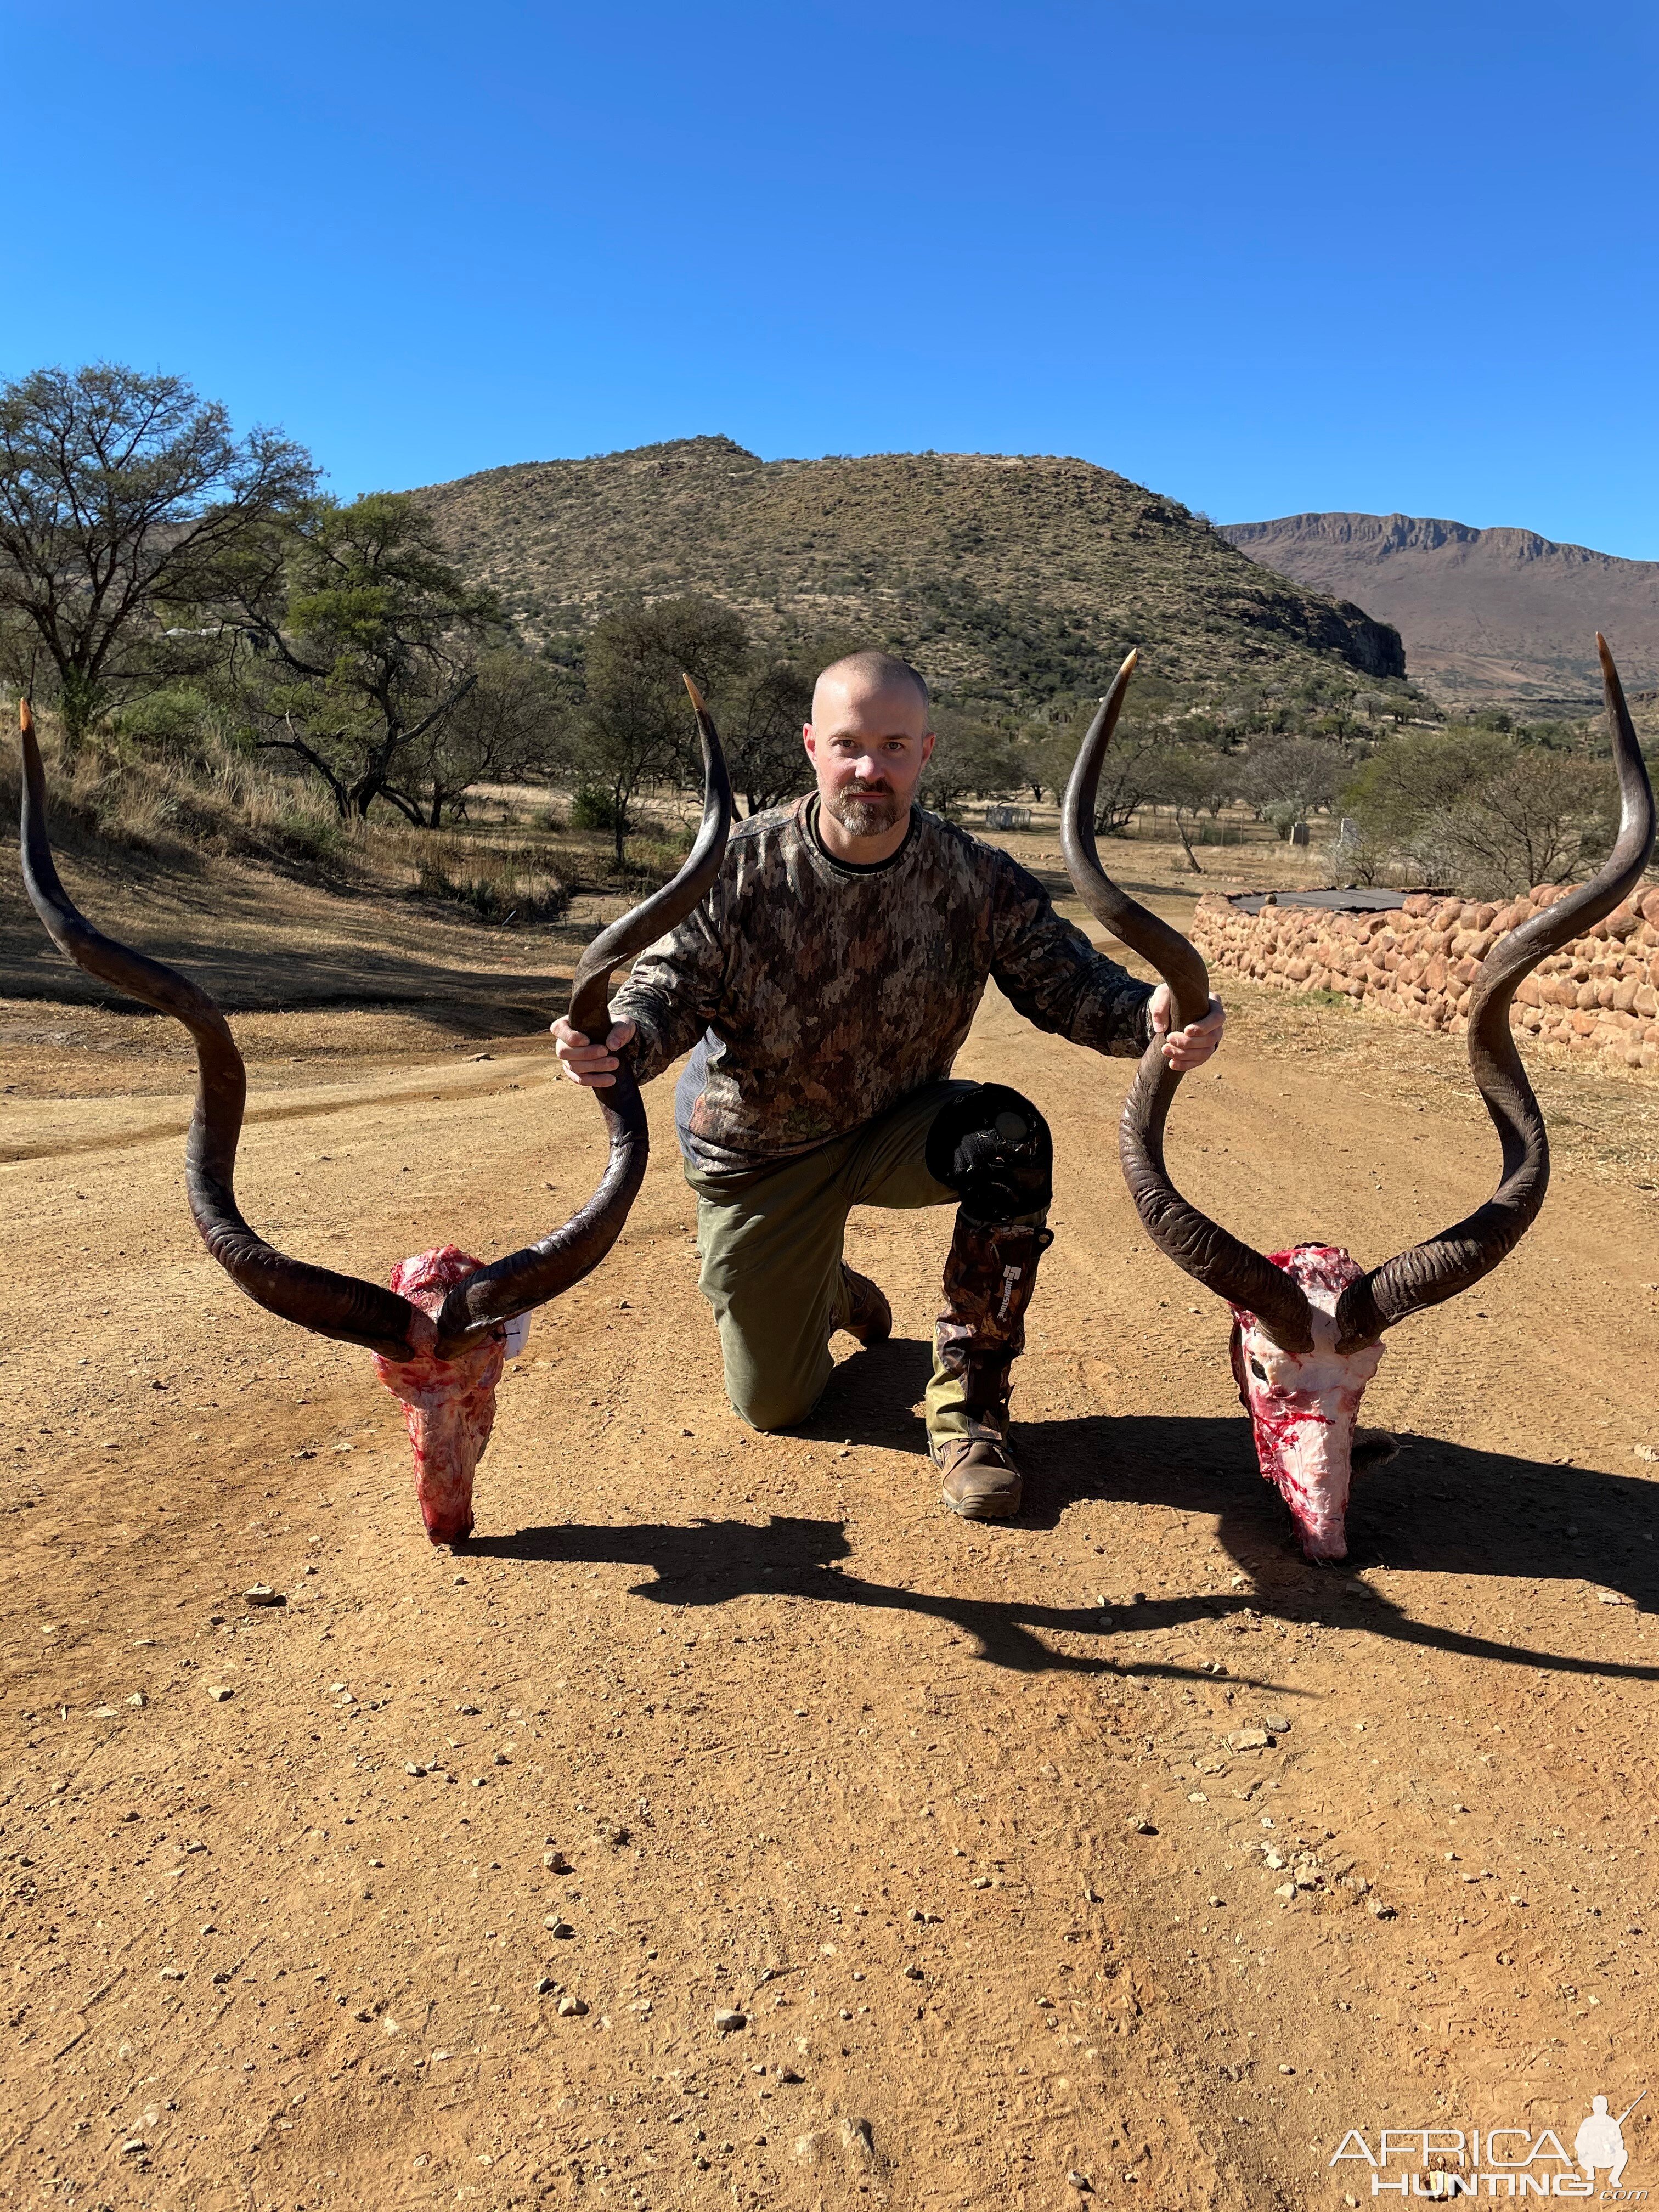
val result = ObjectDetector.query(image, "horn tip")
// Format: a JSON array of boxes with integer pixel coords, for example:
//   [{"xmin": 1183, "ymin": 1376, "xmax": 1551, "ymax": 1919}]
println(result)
[
  {"xmin": 682, "ymin": 672, "xmax": 707, "ymax": 714},
  {"xmin": 19, "ymin": 698, "xmax": 33, "ymax": 736}
]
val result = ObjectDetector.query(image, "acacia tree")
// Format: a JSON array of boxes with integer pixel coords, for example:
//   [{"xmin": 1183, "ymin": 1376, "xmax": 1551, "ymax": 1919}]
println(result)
[
  {"xmin": 919, "ymin": 710, "xmax": 1024, "ymax": 816},
  {"xmin": 1146, "ymin": 745, "xmax": 1237, "ymax": 873},
  {"xmin": 1032, "ymin": 697, "xmax": 1169, "ymax": 833},
  {"xmin": 1442, "ymin": 747, "xmax": 1615, "ymax": 889},
  {"xmin": 1342, "ymin": 728, "xmax": 1616, "ymax": 895},
  {"xmin": 388, "ymin": 647, "xmax": 574, "ymax": 828},
  {"xmin": 0, "ymin": 362, "xmax": 315, "ymax": 748},
  {"xmin": 1239, "ymin": 734, "xmax": 1344, "ymax": 835},
  {"xmin": 219, "ymin": 492, "xmax": 499, "ymax": 819},
  {"xmin": 1012, "ymin": 720, "xmax": 1053, "ymax": 800},
  {"xmin": 575, "ymin": 597, "xmax": 749, "ymax": 864},
  {"xmin": 719, "ymin": 651, "xmax": 815, "ymax": 816}
]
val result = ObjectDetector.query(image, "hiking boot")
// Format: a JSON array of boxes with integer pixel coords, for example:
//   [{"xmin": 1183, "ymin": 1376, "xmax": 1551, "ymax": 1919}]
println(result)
[
  {"xmin": 837, "ymin": 1263, "xmax": 891, "ymax": 1346},
  {"xmin": 933, "ymin": 1434, "xmax": 1023, "ymax": 1519},
  {"xmin": 928, "ymin": 1216, "xmax": 1052, "ymax": 1515}
]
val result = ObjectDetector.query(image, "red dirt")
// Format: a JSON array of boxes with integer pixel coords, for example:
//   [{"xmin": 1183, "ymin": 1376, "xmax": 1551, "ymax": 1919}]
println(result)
[{"xmin": 2, "ymin": 891, "xmax": 1656, "ymax": 2210}]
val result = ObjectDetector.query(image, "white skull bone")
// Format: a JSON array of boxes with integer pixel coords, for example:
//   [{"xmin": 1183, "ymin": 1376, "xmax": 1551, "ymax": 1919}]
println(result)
[{"xmin": 1228, "ymin": 1244, "xmax": 1385, "ymax": 1562}]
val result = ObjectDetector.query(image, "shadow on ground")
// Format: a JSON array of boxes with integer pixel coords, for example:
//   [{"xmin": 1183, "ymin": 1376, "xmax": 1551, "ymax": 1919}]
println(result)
[{"xmin": 465, "ymin": 1376, "xmax": 1658, "ymax": 1680}]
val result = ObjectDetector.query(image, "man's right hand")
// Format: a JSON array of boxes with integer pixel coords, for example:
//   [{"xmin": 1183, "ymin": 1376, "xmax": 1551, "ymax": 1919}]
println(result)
[{"xmin": 551, "ymin": 1014, "xmax": 636, "ymax": 1088}]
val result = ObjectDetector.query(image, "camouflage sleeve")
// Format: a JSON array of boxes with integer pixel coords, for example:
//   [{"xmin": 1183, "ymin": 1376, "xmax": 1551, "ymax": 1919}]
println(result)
[
  {"xmin": 988, "ymin": 852, "xmax": 1154, "ymax": 1058},
  {"xmin": 608, "ymin": 899, "xmax": 727, "ymax": 1085}
]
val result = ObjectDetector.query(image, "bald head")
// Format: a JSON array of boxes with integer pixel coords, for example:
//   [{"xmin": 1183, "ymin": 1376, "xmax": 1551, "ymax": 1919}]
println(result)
[
  {"xmin": 811, "ymin": 650, "xmax": 930, "ymax": 729},
  {"xmin": 804, "ymin": 648, "xmax": 936, "ymax": 854}
]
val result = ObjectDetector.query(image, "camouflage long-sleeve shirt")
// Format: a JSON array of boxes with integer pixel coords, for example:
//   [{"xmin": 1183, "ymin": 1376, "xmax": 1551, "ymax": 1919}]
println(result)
[{"xmin": 611, "ymin": 795, "xmax": 1153, "ymax": 1174}]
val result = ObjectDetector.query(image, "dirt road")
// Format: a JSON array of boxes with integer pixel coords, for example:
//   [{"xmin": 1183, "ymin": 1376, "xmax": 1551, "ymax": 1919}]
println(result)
[{"xmin": 3, "ymin": 878, "xmax": 1657, "ymax": 2210}]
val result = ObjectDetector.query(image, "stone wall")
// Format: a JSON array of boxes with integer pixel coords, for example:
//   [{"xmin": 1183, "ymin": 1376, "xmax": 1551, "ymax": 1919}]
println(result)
[{"xmin": 1191, "ymin": 884, "xmax": 1659, "ymax": 1074}]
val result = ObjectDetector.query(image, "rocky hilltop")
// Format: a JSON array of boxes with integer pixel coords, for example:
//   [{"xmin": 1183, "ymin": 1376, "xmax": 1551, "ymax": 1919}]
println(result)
[
  {"xmin": 1221, "ymin": 511, "xmax": 1659, "ymax": 710},
  {"xmin": 415, "ymin": 437, "xmax": 1404, "ymax": 706}
]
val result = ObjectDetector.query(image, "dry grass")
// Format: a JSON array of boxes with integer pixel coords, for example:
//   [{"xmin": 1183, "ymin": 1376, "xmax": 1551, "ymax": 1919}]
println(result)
[
  {"xmin": 3, "ymin": 712, "xmax": 345, "ymax": 868},
  {"xmin": 4, "ymin": 704, "xmax": 706, "ymax": 927}
]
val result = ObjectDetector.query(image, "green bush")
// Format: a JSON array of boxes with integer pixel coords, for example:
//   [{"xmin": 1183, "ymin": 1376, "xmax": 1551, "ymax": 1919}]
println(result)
[
  {"xmin": 570, "ymin": 785, "xmax": 628, "ymax": 833},
  {"xmin": 111, "ymin": 685, "xmax": 217, "ymax": 753},
  {"xmin": 263, "ymin": 809, "xmax": 343, "ymax": 867}
]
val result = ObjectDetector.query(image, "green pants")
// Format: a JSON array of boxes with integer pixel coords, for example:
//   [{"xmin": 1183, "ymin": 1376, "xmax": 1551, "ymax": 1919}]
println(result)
[{"xmin": 685, "ymin": 1079, "xmax": 1045, "ymax": 1442}]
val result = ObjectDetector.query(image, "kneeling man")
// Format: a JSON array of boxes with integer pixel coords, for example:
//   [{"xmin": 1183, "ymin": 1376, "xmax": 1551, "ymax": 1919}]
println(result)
[{"xmin": 555, "ymin": 651, "xmax": 1223, "ymax": 1518}]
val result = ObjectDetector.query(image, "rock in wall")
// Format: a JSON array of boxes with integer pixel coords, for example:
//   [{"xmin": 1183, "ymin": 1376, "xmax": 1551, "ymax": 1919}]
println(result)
[{"xmin": 1190, "ymin": 886, "xmax": 1659, "ymax": 1074}]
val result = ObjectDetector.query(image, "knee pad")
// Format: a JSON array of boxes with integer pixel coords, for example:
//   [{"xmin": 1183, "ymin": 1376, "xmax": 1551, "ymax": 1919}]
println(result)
[{"xmin": 926, "ymin": 1084, "xmax": 1053, "ymax": 1224}]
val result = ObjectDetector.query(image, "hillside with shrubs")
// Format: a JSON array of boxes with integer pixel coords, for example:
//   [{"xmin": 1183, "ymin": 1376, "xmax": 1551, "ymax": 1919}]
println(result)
[{"xmin": 2, "ymin": 366, "xmax": 1649, "ymax": 929}]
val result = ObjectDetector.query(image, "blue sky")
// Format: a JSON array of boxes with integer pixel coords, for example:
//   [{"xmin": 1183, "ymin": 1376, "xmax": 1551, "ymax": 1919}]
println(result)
[{"xmin": 5, "ymin": 1, "xmax": 1656, "ymax": 554}]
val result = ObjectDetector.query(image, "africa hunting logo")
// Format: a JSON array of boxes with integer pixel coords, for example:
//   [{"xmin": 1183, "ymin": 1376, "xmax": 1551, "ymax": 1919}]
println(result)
[{"xmin": 1330, "ymin": 2093, "xmax": 1646, "ymax": 2198}]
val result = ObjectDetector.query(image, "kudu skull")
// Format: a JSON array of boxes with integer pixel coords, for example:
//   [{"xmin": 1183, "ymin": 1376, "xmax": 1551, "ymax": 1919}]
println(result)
[
  {"xmin": 1062, "ymin": 640, "xmax": 1655, "ymax": 1561},
  {"xmin": 18, "ymin": 681, "xmax": 732, "ymax": 1547}
]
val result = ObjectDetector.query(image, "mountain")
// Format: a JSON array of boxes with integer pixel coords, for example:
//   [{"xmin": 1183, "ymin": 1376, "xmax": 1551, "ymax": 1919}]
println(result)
[
  {"xmin": 1218, "ymin": 512, "xmax": 1659, "ymax": 713},
  {"xmin": 414, "ymin": 437, "xmax": 1405, "ymax": 706}
]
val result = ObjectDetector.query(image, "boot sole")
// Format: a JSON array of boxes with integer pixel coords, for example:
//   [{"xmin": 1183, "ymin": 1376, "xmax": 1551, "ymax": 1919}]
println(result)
[{"xmin": 939, "ymin": 1482, "xmax": 1023, "ymax": 1521}]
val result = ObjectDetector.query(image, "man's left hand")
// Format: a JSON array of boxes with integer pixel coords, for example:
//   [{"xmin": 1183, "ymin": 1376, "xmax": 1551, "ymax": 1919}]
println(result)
[{"xmin": 1149, "ymin": 985, "xmax": 1226, "ymax": 1070}]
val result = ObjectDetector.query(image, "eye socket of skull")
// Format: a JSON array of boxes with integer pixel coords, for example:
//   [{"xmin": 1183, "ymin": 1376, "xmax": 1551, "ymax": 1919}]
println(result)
[
  {"xmin": 1238, "ymin": 1316, "xmax": 1385, "ymax": 1399},
  {"xmin": 1240, "ymin": 1333, "xmax": 1300, "ymax": 1391}
]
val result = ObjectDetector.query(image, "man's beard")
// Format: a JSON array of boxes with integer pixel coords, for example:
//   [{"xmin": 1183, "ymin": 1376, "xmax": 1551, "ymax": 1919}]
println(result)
[{"xmin": 826, "ymin": 783, "xmax": 905, "ymax": 838}]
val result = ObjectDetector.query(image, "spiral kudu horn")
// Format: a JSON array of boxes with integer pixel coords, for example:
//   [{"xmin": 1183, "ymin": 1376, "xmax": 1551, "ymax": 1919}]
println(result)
[
  {"xmin": 1331, "ymin": 636, "xmax": 1654, "ymax": 1349},
  {"xmin": 1060, "ymin": 651, "xmax": 1316, "ymax": 1352},
  {"xmin": 426, "ymin": 675, "xmax": 732, "ymax": 1350},
  {"xmin": 18, "ymin": 700, "xmax": 423, "ymax": 1359},
  {"xmin": 16, "ymin": 679, "xmax": 733, "ymax": 1361}
]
